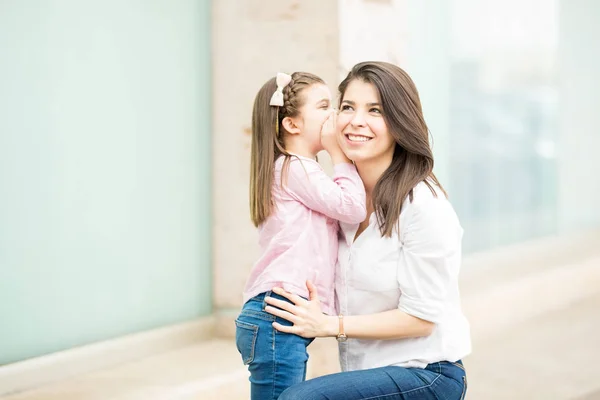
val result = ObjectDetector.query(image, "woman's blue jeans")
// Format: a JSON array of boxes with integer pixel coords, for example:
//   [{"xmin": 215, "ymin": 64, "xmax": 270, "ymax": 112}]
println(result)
[
  {"xmin": 278, "ymin": 359, "xmax": 467, "ymax": 400},
  {"xmin": 235, "ymin": 292, "xmax": 314, "ymax": 400}
]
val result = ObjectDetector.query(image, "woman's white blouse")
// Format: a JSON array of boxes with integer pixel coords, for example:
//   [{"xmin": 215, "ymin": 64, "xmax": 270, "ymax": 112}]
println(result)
[{"xmin": 336, "ymin": 181, "xmax": 472, "ymax": 370}]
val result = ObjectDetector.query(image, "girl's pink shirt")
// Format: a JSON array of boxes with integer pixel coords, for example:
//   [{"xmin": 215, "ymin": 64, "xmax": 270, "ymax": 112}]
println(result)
[{"xmin": 243, "ymin": 155, "xmax": 367, "ymax": 315}]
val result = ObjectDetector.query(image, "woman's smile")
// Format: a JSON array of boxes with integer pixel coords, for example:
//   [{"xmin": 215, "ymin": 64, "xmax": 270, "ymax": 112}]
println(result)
[{"xmin": 344, "ymin": 133, "xmax": 373, "ymax": 143}]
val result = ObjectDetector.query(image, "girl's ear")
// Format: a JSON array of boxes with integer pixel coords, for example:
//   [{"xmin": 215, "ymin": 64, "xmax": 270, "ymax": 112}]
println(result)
[{"xmin": 281, "ymin": 116, "xmax": 301, "ymax": 135}]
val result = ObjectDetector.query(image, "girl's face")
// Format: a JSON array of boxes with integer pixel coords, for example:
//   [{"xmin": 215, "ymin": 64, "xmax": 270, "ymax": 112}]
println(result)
[
  {"xmin": 337, "ymin": 79, "xmax": 395, "ymax": 164},
  {"xmin": 295, "ymin": 83, "xmax": 333, "ymax": 154}
]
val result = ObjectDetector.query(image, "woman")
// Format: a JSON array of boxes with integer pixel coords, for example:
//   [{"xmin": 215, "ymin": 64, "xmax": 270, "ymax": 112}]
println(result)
[{"xmin": 264, "ymin": 61, "xmax": 471, "ymax": 399}]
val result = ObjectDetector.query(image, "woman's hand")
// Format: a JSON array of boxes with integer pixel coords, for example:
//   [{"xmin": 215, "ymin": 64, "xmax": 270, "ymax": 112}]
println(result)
[{"xmin": 264, "ymin": 281, "xmax": 337, "ymax": 338}]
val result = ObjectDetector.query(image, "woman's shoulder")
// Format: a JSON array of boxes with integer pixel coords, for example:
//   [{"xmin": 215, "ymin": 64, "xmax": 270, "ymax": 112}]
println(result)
[
  {"xmin": 402, "ymin": 180, "xmax": 459, "ymax": 228},
  {"xmin": 400, "ymin": 180, "xmax": 462, "ymax": 245},
  {"xmin": 408, "ymin": 180, "xmax": 450, "ymax": 207}
]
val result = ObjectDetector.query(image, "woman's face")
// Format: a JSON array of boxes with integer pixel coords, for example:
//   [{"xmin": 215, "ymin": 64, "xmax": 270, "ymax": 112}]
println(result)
[{"xmin": 337, "ymin": 79, "xmax": 396, "ymax": 164}]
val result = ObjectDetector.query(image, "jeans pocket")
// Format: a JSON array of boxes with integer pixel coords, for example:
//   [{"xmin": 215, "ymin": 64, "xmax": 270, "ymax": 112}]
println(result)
[{"xmin": 235, "ymin": 320, "xmax": 259, "ymax": 365}]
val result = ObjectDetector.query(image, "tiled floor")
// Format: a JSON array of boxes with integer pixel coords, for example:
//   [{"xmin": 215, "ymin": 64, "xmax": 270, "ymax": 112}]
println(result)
[
  {"xmin": 466, "ymin": 292, "xmax": 600, "ymax": 400},
  {"xmin": 0, "ymin": 340, "xmax": 250, "ymax": 400}
]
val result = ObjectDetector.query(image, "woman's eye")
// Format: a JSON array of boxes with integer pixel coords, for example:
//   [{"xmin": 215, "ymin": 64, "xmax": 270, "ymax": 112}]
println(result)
[
  {"xmin": 370, "ymin": 108, "xmax": 381, "ymax": 114},
  {"xmin": 340, "ymin": 105, "xmax": 353, "ymax": 111}
]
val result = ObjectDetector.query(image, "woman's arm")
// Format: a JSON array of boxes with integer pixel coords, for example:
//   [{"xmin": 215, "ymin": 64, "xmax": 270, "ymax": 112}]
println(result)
[
  {"xmin": 341, "ymin": 309, "xmax": 434, "ymax": 339},
  {"xmin": 265, "ymin": 284, "xmax": 434, "ymax": 340},
  {"xmin": 265, "ymin": 192, "xmax": 462, "ymax": 341}
]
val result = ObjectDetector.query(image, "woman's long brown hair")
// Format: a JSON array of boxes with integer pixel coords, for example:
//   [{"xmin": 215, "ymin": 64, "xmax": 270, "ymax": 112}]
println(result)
[
  {"xmin": 339, "ymin": 61, "xmax": 446, "ymax": 237},
  {"xmin": 249, "ymin": 72, "xmax": 324, "ymax": 227}
]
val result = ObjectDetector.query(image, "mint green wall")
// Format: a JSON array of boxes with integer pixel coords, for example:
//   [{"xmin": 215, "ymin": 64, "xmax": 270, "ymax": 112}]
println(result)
[{"xmin": 0, "ymin": 1, "xmax": 211, "ymax": 364}]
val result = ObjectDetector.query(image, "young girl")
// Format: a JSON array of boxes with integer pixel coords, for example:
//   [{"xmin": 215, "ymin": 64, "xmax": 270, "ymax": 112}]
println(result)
[{"xmin": 235, "ymin": 72, "xmax": 366, "ymax": 400}]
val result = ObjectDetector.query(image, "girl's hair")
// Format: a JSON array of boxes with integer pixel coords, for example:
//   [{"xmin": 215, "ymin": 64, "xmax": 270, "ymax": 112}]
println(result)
[
  {"xmin": 338, "ymin": 61, "xmax": 446, "ymax": 237},
  {"xmin": 250, "ymin": 72, "xmax": 325, "ymax": 227}
]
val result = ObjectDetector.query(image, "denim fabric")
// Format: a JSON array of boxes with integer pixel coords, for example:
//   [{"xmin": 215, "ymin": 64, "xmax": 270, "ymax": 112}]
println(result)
[
  {"xmin": 279, "ymin": 360, "xmax": 467, "ymax": 400},
  {"xmin": 235, "ymin": 292, "xmax": 314, "ymax": 400}
]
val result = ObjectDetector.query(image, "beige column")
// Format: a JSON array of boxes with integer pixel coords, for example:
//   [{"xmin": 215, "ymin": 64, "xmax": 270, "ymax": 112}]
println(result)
[{"xmin": 211, "ymin": 0, "xmax": 339, "ymax": 334}]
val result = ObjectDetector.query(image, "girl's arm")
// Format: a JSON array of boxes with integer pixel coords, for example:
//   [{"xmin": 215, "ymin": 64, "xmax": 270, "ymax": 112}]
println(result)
[{"xmin": 284, "ymin": 158, "xmax": 366, "ymax": 224}]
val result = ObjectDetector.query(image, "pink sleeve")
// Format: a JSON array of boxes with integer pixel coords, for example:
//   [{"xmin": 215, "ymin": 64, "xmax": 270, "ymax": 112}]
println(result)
[{"xmin": 283, "ymin": 159, "xmax": 366, "ymax": 224}]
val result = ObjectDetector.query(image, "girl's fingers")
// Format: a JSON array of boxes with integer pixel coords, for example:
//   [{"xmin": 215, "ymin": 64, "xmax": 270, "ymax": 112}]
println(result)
[{"xmin": 323, "ymin": 112, "xmax": 335, "ymax": 130}]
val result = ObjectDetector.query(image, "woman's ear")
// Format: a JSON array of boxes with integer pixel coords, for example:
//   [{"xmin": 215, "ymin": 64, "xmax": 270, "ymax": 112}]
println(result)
[{"xmin": 281, "ymin": 116, "xmax": 301, "ymax": 135}]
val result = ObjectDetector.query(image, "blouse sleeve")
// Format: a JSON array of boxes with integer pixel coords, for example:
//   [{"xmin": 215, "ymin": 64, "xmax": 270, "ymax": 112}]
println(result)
[{"xmin": 397, "ymin": 193, "xmax": 463, "ymax": 323}]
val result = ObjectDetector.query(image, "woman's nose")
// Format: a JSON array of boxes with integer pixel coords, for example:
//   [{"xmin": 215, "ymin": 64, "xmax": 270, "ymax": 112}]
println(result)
[{"xmin": 351, "ymin": 111, "xmax": 366, "ymax": 127}]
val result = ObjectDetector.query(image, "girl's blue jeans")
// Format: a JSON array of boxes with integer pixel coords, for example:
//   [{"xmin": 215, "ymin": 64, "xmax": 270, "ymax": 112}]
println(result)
[{"xmin": 235, "ymin": 291, "xmax": 314, "ymax": 400}]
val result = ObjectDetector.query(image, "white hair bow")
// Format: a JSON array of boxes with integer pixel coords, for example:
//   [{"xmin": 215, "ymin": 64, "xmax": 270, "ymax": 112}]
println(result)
[{"xmin": 269, "ymin": 72, "xmax": 292, "ymax": 106}]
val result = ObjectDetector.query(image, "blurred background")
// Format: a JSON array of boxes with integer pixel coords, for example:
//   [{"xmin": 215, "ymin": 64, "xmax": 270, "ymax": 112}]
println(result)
[{"xmin": 0, "ymin": 0, "xmax": 598, "ymax": 399}]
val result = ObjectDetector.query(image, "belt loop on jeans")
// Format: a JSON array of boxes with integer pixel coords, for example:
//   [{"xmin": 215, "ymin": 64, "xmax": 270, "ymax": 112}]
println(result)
[{"xmin": 262, "ymin": 290, "xmax": 273, "ymax": 310}]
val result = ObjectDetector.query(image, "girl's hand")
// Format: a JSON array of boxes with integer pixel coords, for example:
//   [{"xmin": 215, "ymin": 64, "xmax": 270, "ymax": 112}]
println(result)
[
  {"xmin": 320, "ymin": 111, "xmax": 350, "ymax": 164},
  {"xmin": 264, "ymin": 281, "xmax": 337, "ymax": 338},
  {"xmin": 320, "ymin": 110, "xmax": 337, "ymax": 152}
]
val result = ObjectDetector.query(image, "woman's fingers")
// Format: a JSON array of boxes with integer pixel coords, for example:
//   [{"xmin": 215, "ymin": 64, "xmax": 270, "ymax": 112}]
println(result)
[
  {"xmin": 306, "ymin": 280, "xmax": 320, "ymax": 302},
  {"xmin": 272, "ymin": 321, "xmax": 300, "ymax": 335},
  {"xmin": 264, "ymin": 295, "xmax": 296, "ymax": 313},
  {"xmin": 272, "ymin": 287, "xmax": 306, "ymax": 305},
  {"xmin": 264, "ymin": 306, "xmax": 299, "ymax": 324}
]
